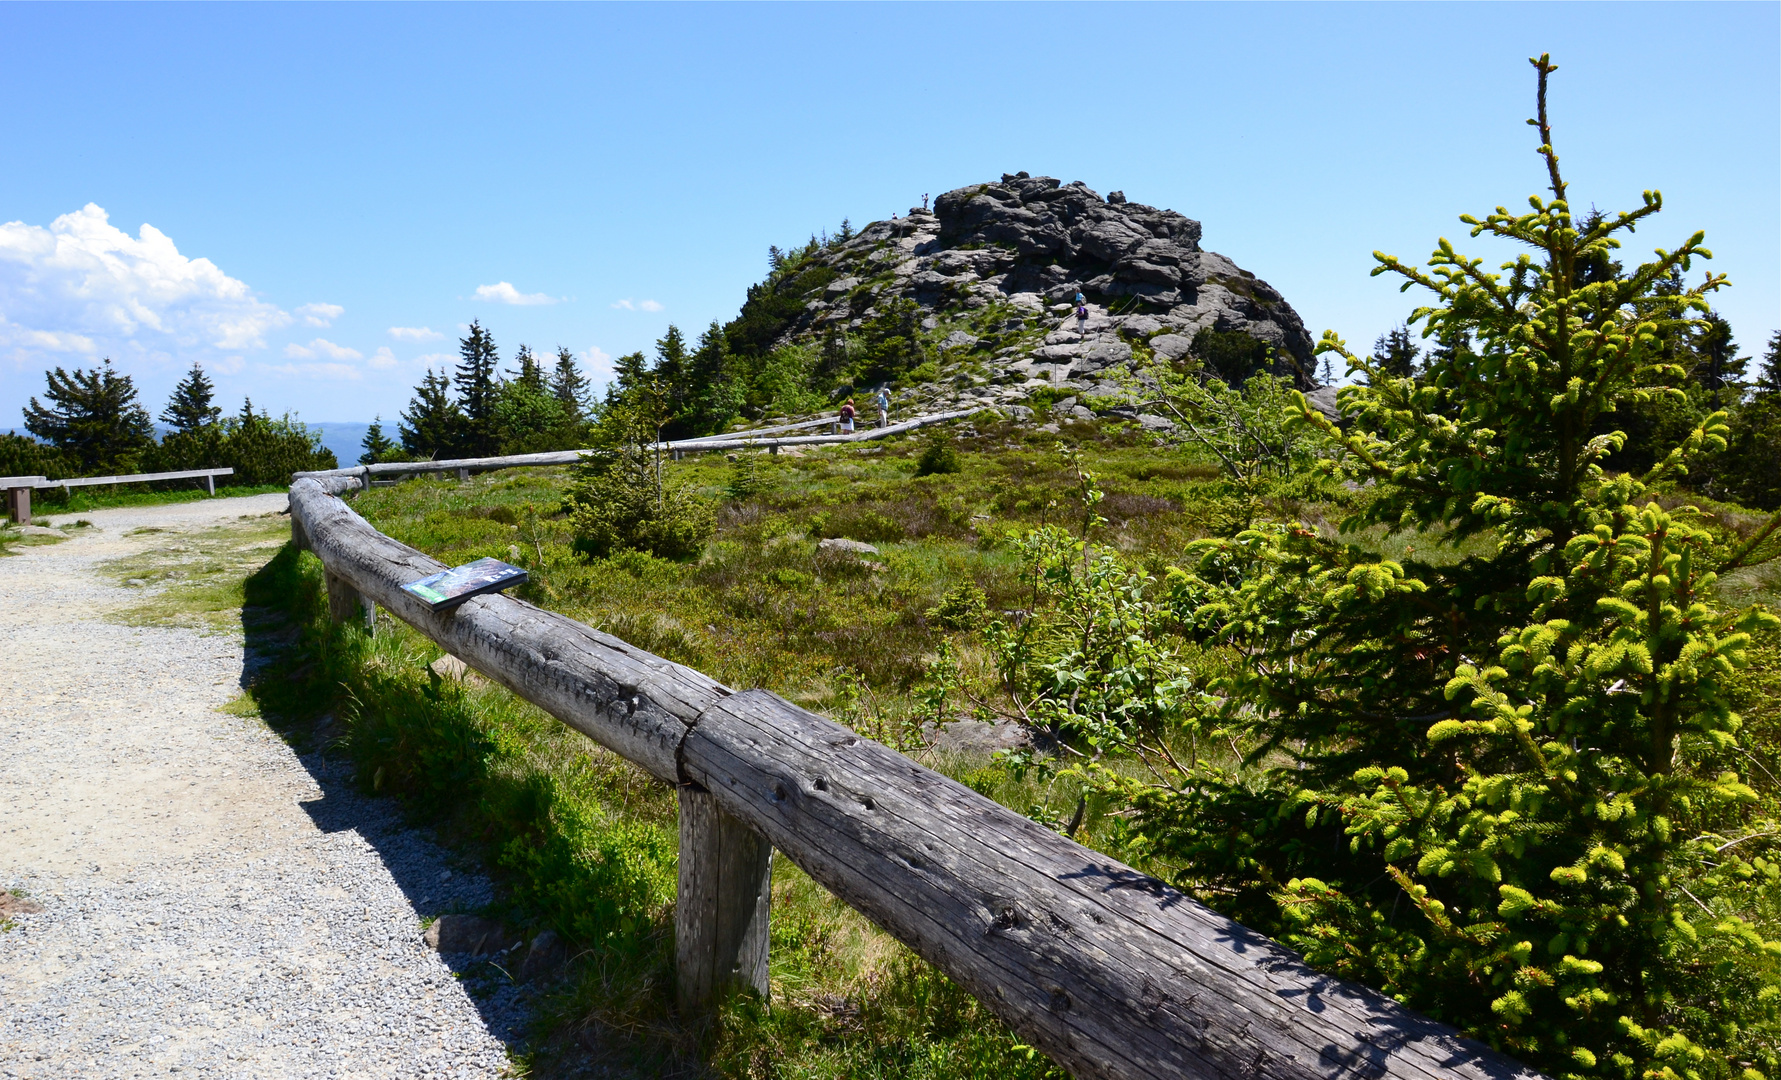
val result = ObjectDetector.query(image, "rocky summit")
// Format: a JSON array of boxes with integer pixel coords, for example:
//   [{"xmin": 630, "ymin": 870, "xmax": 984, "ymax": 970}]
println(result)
[{"xmin": 762, "ymin": 172, "xmax": 1316, "ymax": 421}]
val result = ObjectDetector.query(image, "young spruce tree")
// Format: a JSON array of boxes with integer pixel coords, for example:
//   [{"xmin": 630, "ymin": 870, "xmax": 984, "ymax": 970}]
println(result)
[
  {"xmin": 398, "ymin": 369, "xmax": 461, "ymax": 460},
  {"xmin": 1090, "ymin": 56, "xmax": 1780, "ymax": 1080},
  {"xmin": 160, "ymin": 363, "xmax": 221, "ymax": 434},
  {"xmin": 454, "ymin": 321, "xmax": 501, "ymax": 455}
]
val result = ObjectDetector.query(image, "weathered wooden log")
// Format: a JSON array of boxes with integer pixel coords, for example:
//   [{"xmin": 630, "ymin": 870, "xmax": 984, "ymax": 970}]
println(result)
[
  {"xmin": 290, "ymin": 409, "xmax": 984, "ymax": 484},
  {"xmin": 289, "ymin": 476, "xmax": 1546, "ymax": 1080},
  {"xmin": 683, "ymin": 690, "xmax": 1537, "ymax": 1080},
  {"xmin": 324, "ymin": 568, "xmax": 374, "ymax": 632},
  {"xmin": 288, "ymin": 478, "xmax": 730, "ymax": 781},
  {"xmin": 676, "ymin": 784, "xmax": 773, "ymax": 1013}
]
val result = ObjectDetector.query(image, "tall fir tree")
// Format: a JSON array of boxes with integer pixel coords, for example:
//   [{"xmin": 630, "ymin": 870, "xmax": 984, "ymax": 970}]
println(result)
[
  {"xmin": 160, "ymin": 363, "xmax": 221, "ymax": 434},
  {"xmin": 398, "ymin": 369, "xmax": 461, "ymax": 459},
  {"xmin": 654, "ymin": 325, "xmax": 691, "ymax": 419},
  {"xmin": 604, "ymin": 351, "xmax": 651, "ymax": 408},
  {"xmin": 1691, "ymin": 310, "xmax": 1746, "ymax": 392},
  {"xmin": 509, "ymin": 344, "xmax": 546, "ymax": 392},
  {"xmin": 683, "ymin": 319, "xmax": 740, "ymax": 434},
  {"xmin": 1757, "ymin": 330, "xmax": 1781, "ymax": 397},
  {"xmin": 550, "ymin": 346, "xmax": 591, "ymax": 420},
  {"xmin": 359, "ymin": 416, "xmax": 397, "ymax": 465},
  {"xmin": 23, "ymin": 360, "xmax": 156, "ymax": 474},
  {"xmin": 455, "ymin": 320, "xmax": 501, "ymax": 455},
  {"xmin": 1370, "ymin": 324, "xmax": 1420, "ymax": 379}
]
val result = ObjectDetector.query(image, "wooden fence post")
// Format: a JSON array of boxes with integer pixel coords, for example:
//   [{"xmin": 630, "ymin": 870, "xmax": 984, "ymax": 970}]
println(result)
[
  {"xmin": 5, "ymin": 486, "xmax": 30, "ymax": 525},
  {"xmin": 676, "ymin": 783, "xmax": 772, "ymax": 1014},
  {"xmin": 325, "ymin": 567, "xmax": 375, "ymax": 633},
  {"xmin": 457, "ymin": 468, "xmax": 470, "ymax": 482}
]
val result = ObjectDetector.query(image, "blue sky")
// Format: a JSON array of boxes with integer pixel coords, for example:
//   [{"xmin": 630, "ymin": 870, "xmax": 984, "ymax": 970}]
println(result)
[{"xmin": 2, "ymin": 2, "xmax": 1775, "ymax": 429}]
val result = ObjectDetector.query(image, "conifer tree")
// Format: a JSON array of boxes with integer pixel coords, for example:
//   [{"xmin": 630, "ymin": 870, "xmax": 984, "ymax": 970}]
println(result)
[
  {"xmin": 549, "ymin": 346, "xmax": 591, "ymax": 420},
  {"xmin": 1076, "ymin": 56, "xmax": 1781, "ymax": 1080},
  {"xmin": 1692, "ymin": 311, "xmax": 1746, "ymax": 392},
  {"xmin": 1757, "ymin": 330, "xmax": 1781, "ymax": 398},
  {"xmin": 454, "ymin": 320, "xmax": 501, "ymax": 455},
  {"xmin": 23, "ymin": 360, "xmax": 155, "ymax": 474},
  {"xmin": 160, "ymin": 363, "xmax": 221, "ymax": 434},
  {"xmin": 509, "ymin": 344, "xmax": 546, "ymax": 392},
  {"xmin": 1370, "ymin": 324, "xmax": 1421, "ymax": 379},
  {"xmin": 398, "ymin": 369, "xmax": 461, "ymax": 459},
  {"xmin": 654, "ymin": 325, "xmax": 690, "ymax": 419},
  {"xmin": 604, "ymin": 351, "xmax": 650, "ymax": 408},
  {"xmin": 683, "ymin": 320, "xmax": 740, "ymax": 434},
  {"xmin": 358, "ymin": 416, "xmax": 396, "ymax": 465}
]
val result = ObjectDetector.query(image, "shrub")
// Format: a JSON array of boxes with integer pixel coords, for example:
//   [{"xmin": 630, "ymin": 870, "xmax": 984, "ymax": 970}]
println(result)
[
  {"xmin": 1002, "ymin": 58, "xmax": 1781, "ymax": 1080},
  {"xmin": 565, "ymin": 450, "xmax": 714, "ymax": 561},
  {"xmin": 914, "ymin": 433, "xmax": 961, "ymax": 477},
  {"xmin": 926, "ymin": 583, "xmax": 987, "ymax": 631}
]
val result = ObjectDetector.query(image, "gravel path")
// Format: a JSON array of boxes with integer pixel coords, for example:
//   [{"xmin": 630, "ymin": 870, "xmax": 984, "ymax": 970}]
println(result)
[{"xmin": 1, "ymin": 496, "xmax": 524, "ymax": 1079}]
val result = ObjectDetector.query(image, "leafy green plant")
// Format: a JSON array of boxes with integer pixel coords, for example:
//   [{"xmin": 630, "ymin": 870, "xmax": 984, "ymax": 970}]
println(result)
[
  {"xmin": 1084, "ymin": 56, "xmax": 1781, "ymax": 1080},
  {"xmin": 927, "ymin": 583, "xmax": 988, "ymax": 631},
  {"xmin": 565, "ymin": 372, "xmax": 715, "ymax": 561},
  {"xmin": 914, "ymin": 433, "xmax": 961, "ymax": 477}
]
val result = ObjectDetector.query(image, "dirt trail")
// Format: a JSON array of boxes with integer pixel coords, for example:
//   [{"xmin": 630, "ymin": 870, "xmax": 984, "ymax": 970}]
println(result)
[{"xmin": 0, "ymin": 496, "xmax": 517, "ymax": 1079}]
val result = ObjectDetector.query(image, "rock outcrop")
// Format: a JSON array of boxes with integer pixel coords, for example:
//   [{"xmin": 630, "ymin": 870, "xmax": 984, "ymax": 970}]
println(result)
[{"xmin": 761, "ymin": 173, "xmax": 1316, "ymax": 419}]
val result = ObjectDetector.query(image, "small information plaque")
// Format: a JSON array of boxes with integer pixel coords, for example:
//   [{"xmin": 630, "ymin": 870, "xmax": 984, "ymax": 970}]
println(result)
[{"xmin": 402, "ymin": 557, "xmax": 528, "ymax": 611}]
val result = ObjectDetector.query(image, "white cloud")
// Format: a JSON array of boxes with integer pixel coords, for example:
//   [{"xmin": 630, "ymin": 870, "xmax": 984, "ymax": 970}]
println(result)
[
  {"xmin": 283, "ymin": 337, "xmax": 362, "ymax": 361},
  {"xmin": 582, "ymin": 345, "xmax": 615, "ymax": 389},
  {"xmin": 368, "ymin": 346, "xmax": 398, "ymax": 370},
  {"xmin": 0, "ymin": 203, "xmax": 290, "ymax": 367},
  {"xmin": 609, "ymin": 298, "xmax": 664, "ymax": 312},
  {"xmin": 388, "ymin": 325, "xmax": 443, "ymax": 341},
  {"xmin": 262, "ymin": 361, "xmax": 362, "ymax": 381},
  {"xmin": 296, "ymin": 302, "xmax": 343, "ymax": 327},
  {"xmin": 474, "ymin": 281, "xmax": 557, "ymax": 306},
  {"xmin": 413, "ymin": 352, "xmax": 455, "ymax": 369}
]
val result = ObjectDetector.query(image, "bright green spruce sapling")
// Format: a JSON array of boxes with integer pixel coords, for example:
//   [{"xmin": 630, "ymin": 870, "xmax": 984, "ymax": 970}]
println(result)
[{"xmin": 1084, "ymin": 55, "xmax": 1781, "ymax": 1080}]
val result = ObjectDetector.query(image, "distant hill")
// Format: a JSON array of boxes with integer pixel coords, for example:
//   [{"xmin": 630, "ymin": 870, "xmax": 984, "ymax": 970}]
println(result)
[{"xmin": 307, "ymin": 423, "xmax": 371, "ymax": 469}]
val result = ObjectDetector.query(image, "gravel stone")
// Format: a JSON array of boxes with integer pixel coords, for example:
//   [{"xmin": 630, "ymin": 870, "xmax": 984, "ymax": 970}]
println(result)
[{"xmin": 0, "ymin": 495, "xmax": 527, "ymax": 1078}]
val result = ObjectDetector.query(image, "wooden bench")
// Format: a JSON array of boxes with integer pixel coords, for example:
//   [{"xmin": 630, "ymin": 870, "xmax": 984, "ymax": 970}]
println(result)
[
  {"xmin": 5, "ymin": 468, "xmax": 237, "ymax": 524},
  {"xmin": 2, "ymin": 476, "xmax": 45, "ymax": 525}
]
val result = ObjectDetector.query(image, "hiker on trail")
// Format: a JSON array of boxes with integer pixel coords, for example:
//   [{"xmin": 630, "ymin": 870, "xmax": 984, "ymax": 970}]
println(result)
[
  {"xmin": 840, "ymin": 398, "xmax": 857, "ymax": 433},
  {"xmin": 1075, "ymin": 290, "xmax": 1088, "ymax": 328},
  {"xmin": 922, "ymin": 193, "xmax": 929, "ymax": 211},
  {"xmin": 874, "ymin": 385, "xmax": 891, "ymax": 428}
]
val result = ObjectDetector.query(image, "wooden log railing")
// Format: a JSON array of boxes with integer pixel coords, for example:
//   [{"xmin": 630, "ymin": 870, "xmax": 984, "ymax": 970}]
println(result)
[
  {"xmin": 287, "ymin": 475, "xmax": 1541, "ymax": 1080},
  {"xmin": 292, "ymin": 409, "xmax": 982, "ymax": 489}
]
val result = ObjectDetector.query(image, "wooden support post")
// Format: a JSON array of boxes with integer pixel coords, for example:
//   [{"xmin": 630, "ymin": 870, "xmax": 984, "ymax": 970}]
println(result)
[
  {"xmin": 205, "ymin": 473, "xmax": 216, "ymax": 496},
  {"xmin": 291, "ymin": 513, "xmax": 308, "ymax": 551},
  {"xmin": 457, "ymin": 468, "xmax": 470, "ymax": 482},
  {"xmin": 325, "ymin": 568, "xmax": 375, "ymax": 633},
  {"xmin": 5, "ymin": 486, "xmax": 29, "ymax": 525},
  {"xmin": 676, "ymin": 783, "xmax": 772, "ymax": 1014}
]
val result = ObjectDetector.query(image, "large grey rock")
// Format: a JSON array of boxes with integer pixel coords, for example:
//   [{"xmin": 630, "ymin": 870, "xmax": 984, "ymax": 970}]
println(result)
[
  {"xmin": 424, "ymin": 914, "xmax": 512, "ymax": 956},
  {"xmin": 1306, "ymin": 385, "xmax": 1343, "ymax": 422},
  {"xmin": 1149, "ymin": 333, "xmax": 1194, "ymax": 361},
  {"xmin": 755, "ymin": 174, "xmax": 1315, "ymax": 400},
  {"xmin": 816, "ymin": 537, "xmax": 879, "ymax": 557},
  {"xmin": 520, "ymin": 929, "xmax": 568, "ymax": 980},
  {"xmin": 926, "ymin": 718, "xmax": 1032, "ymax": 756}
]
